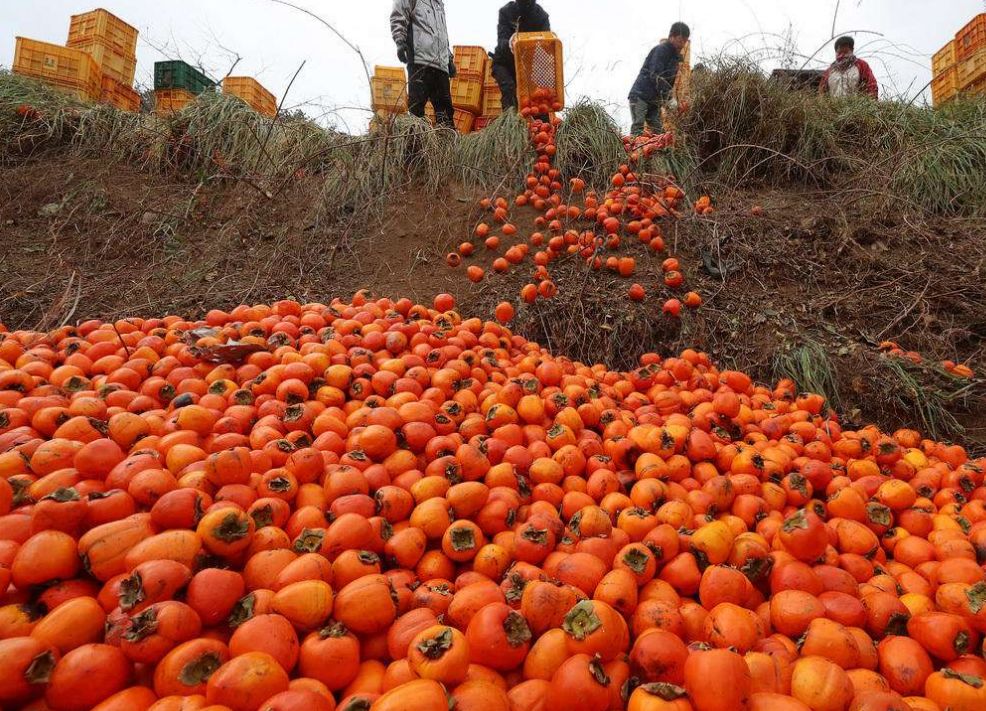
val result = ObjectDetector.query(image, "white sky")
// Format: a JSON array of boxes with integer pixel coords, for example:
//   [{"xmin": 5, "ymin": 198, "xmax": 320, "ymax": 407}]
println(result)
[{"xmin": 2, "ymin": 1, "xmax": 982, "ymax": 132}]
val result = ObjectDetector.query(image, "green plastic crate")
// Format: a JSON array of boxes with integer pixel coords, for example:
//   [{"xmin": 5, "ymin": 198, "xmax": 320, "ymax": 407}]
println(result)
[{"xmin": 154, "ymin": 60, "xmax": 216, "ymax": 95}]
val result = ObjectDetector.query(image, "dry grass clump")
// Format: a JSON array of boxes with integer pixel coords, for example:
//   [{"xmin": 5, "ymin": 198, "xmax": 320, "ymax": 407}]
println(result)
[
  {"xmin": 455, "ymin": 111, "xmax": 535, "ymax": 193},
  {"xmin": 679, "ymin": 60, "xmax": 986, "ymax": 215}
]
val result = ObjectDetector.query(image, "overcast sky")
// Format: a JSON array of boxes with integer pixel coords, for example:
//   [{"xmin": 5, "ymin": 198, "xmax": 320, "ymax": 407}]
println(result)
[{"xmin": 2, "ymin": 1, "xmax": 982, "ymax": 132}]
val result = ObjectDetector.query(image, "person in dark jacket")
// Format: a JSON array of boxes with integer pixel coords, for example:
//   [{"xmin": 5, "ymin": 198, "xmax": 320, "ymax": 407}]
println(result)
[
  {"xmin": 491, "ymin": 0, "xmax": 551, "ymax": 111},
  {"xmin": 628, "ymin": 22, "xmax": 690, "ymax": 136},
  {"xmin": 391, "ymin": 0, "xmax": 457, "ymax": 128}
]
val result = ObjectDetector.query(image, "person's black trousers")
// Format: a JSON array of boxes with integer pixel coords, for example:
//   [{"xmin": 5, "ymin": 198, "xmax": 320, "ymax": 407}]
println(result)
[
  {"xmin": 491, "ymin": 61, "xmax": 518, "ymax": 111},
  {"xmin": 408, "ymin": 64, "xmax": 455, "ymax": 128}
]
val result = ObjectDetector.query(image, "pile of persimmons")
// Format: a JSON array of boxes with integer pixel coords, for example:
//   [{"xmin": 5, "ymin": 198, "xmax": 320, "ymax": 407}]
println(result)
[
  {"xmin": 1, "ymin": 295, "xmax": 985, "ymax": 711},
  {"xmin": 452, "ymin": 97, "xmax": 706, "ymax": 316}
]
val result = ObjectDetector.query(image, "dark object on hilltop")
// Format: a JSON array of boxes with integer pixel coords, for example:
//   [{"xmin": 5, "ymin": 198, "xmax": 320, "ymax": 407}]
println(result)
[{"xmin": 771, "ymin": 69, "xmax": 825, "ymax": 92}]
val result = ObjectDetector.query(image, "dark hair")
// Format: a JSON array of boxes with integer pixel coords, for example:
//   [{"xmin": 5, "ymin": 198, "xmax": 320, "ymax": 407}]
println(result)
[
  {"xmin": 834, "ymin": 36, "xmax": 854, "ymax": 51},
  {"xmin": 670, "ymin": 22, "xmax": 690, "ymax": 40}
]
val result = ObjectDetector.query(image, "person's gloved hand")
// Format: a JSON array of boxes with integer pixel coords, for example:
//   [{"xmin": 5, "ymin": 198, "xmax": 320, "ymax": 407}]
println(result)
[
  {"xmin": 397, "ymin": 47, "xmax": 407, "ymax": 64},
  {"xmin": 448, "ymin": 59, "xmax": 457, "ymax": 78}
]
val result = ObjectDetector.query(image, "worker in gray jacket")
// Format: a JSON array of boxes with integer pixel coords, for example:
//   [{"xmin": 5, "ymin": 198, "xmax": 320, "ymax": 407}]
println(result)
[{"xmin": 390, "ymin": 0, "xmax": 456, "ymax": 129}]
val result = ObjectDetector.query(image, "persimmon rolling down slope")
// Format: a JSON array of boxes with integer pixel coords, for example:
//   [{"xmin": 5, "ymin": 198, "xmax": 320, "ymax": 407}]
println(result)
[
  {"xmin": 1, "ymin": 92, "xmax": 986, "ymax": 711},
  {"xmin": 452, "ymin": 91, "xmax": 703, "ymax": 315}
]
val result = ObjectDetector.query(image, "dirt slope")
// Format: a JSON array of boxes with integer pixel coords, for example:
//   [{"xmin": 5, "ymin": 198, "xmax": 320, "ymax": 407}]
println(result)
[{"xmin": 1, "ymin": 154, "xmax": 984, "ymax": 450}]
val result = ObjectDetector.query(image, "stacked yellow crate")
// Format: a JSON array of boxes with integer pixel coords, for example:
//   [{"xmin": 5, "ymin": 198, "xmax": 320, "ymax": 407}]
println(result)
[
  {"xmin": 373, "ymin": 49, "xmax": 500, "ymax": 133},
  {"xmin": 68, "ymin": 9, "xmax": 137, "ymax": 83},
  {"xmin": 932, "ymin": 15, "xmax": 986, "ymax": 106},
  {"xmin": 223, "ymin": 77, "xmax": 278, "ymax": 117},
  {"xmin": 13, "ymin": 38, "xmax": 102, "ymax": 101},
  {"xmin": 12, "ymin": 7, "xmax": 140, "ymax": 107},
  {"xmin": 956, "ymin": 14, "xmax": 986, "ymax": 93},
  {"xmin": 483, "ymin": 59, "xmax": 496, "ymax": 92},
  {"xmin": 932, "ymin": 39, "xmax": 959, "ymax": 105},
  {"xmin": 371, "ymin": 65, "xmax": 409, "ymax": 115},
  {"xmin": 451, "ymin": 46, "xmax": 487, "ymax": 133},
  {"xmin": 100, "ymin": 75, "xmax": 140, "ymax": 111},
  {"xmin": 958, "ymin": 51, "xmax": 986, "ymax": 90},
  {"xmin": 452, "ymin": 109, "xmax": 475, "ymax": 133},
  {"xmin": 454, "ymin": 46, "xmax": 487, "ymax": 76},
  {"xmin": 67, "ymin": 9, "xmax": 141, "ymax": 111},
  {"xmin": 154, "ymin": 89, "xmax": 196, "ymax": 113},
  {"xmin": 154, "ymin": 61, "xmax": 216, "ymax": 114},
  {"xmin": 473, "ymin": 61, "xmax": 500, "ymax": 132},
  {"xmin": 957, "ymin": 14, "xmax": 986, "ymax": 63},
  {"xmin": 480, "ymin": 75, "xmax": 502, "ymax": 117}
]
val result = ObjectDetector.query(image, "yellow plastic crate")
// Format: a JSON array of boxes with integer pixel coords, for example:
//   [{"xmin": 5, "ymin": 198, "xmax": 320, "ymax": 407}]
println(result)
[
  {"xmin": 223, "ymin": 77, "xmax": 278, "ymax": 117},
  {"xmin": 931, "ymin": 67, "xmax": 959, "ymax": 106},
  {"xmin": 68, "ymin": 8, "xmax": 138, "ymax": 56},
  {"xmin": 372, "ymin": 66, "xmax": 408, "ymax": 113},
  {"xmin": 514, "ymin": 31, "xmax": 564, "ymax": 110},
  {"xmin": 450, "ymin": 70, "xmax": 483, "ymax": 114},
  {"xmin": 932, "ymin": 40, "xmax": 957, "ymax": 77},
  {"xmin": 68, "ymin": 38, "xmax": 136, "ymax": 85},
  {"xmin": 375, "ymin": 65, "xmax": 407, "ymax": 82},
  {"xmin": 964, "ymin": 76, "xmax": 986, "ymax": 98},
  {"xmin": 454, "ymin": 46, "xmax": 488, "ymax": 76},
  {"xmin": 453, "ymin": 108, "xmax": 475, "ymax": 134},
  {"xmin": 956, "ymin": 14, "xmax": 986, "ymax": 62},
  {"xmin": 957, "ymin": 47, "xmax": 986, "ymax": 89},
  {"xmin": 675, "ymin": 64, "xmax": 692, "ymax": 106},
  {"xmin": 482, "ymin": 82, "xmax": 502, "ymax": 117},
  {"xmin": 155, "ymin": 88, "xmax": 195, "ymax": 113},
  {"xmin": 13, "ymin": 38, "xmax": 102, "ymax": 101},
  {"xmin": 100, "ymin": 76, "xmax": 140, "ymax": 112}
]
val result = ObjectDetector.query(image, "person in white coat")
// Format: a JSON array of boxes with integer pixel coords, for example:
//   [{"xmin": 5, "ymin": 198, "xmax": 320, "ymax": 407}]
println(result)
[{"xmin": 391, "ymin": 0, "xmax": 457, "ymax": 128}]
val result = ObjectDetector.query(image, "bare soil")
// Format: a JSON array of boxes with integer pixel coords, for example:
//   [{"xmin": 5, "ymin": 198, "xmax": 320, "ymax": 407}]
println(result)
[{"xmin": 1, "ymin": 154, "xmax": 984, "ymax": 451}]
